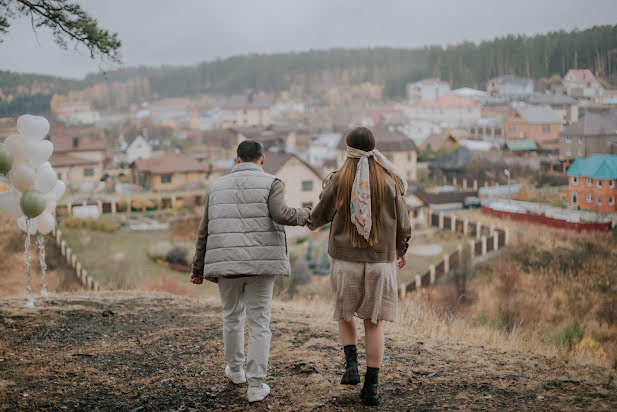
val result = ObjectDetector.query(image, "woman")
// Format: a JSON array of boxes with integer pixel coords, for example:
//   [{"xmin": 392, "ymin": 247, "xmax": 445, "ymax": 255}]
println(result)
[{"xmin": 308, "ymin": 126, "xmax": 412, "ymax": 406}]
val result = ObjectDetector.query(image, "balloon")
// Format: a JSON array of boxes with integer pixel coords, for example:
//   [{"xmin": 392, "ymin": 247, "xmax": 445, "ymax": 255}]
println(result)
[
  {"xmin": 17, "ymin": 216, "xmax": 38, "ymax": 235},
  {"xmin": 17, "ymin": 114, "xmax": 50, "ymax": 141},
  {"xmin": 47, "ymin": 180, "xmax": 66, "ymax": 200},
  {"xmin": 33, "ymin": 162, "xmax": 57, "ymax": 194},
  {"xmin": 36, "ymin": 211, "xmax": 56, "ymax": 235},
  {"xmin": 20, "ymin": 189, "xmax": 47, "ymax": 219},
  {"xmin": 0, "ymin": 187, "xmax": 22, "ymax": 217},
  {"xmin": 8, "ymin": 162, "xmax": 36, "ymax": 192},
  {"xmin": 4, "ymin": 134, "xmax": 26, "ymax": 163},
  {"xmin": 0, "ymin": 143, "xmax": 13, "ymax": 174},
  {"xmin": 24, "ymin": 139, "xmax": 53, "ymax": 168}
]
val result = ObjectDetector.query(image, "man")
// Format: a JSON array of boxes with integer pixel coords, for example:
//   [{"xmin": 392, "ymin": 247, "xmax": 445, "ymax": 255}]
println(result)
[{"xmin": 190, "ymin": 140, "xmax": 310, "ymax": 403}]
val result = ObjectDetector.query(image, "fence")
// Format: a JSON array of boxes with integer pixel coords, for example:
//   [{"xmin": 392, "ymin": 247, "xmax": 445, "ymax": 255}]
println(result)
[
  {"xmin": 51, "ymin": 228, "xmax": 100, "ymax": 291},
  {"xmin": 401, "ymin": 212, "xmax": 509, "ymax": 297}
]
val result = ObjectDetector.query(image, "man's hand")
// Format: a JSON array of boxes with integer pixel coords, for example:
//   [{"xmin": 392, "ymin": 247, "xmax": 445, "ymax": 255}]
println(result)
[
  {"xmin": 396, "ymin": 255, "xmax": 407, "ymax": 269},
  {"xmin": 190, "ymin": 272, "xmax": 204, "ymax": 284}
]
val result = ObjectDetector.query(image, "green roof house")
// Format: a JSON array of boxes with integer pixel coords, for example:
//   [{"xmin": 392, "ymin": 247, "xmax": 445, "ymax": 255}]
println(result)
[{"xmin": 566, "ymin": 154, "xmax": 617, "ymax": 213}]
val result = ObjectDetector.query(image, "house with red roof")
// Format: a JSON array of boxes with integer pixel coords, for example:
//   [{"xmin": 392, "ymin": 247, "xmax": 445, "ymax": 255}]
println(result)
[
  {"xmin": 131, "ymin": 149, "xmax": 206, "ymax": 191},
  {"xmin": 404, "ymin": 94, "xmax": 481, "ymax": 127},
  {"xmin": 563, "ymin": 69, "xmax": 604, "ymax": 99},
  {"xmin": 49, "ymin": 135, "xmax": 106, "ymax": 191}
]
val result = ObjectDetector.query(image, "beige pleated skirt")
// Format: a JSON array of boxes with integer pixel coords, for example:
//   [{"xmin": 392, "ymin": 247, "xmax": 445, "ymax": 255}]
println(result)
[{"xmin": 330, "ymin": 258, "xmax": 399, "ymax": 324}]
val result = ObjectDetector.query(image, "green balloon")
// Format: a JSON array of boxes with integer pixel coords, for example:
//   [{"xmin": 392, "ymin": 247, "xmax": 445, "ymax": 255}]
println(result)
[
  {"xmin": 0, "ymin": 143, "xmax": 13, "ymax": 175},
  {"xmin": 20, "ymin": 189, "xmax": 47, "ymax": 219}
]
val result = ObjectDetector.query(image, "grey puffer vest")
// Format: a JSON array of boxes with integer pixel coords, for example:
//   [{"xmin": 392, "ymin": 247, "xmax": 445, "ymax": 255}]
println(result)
[{"xmin": 203, "ymin": 162, "xmax": 290, "ymax": 277}]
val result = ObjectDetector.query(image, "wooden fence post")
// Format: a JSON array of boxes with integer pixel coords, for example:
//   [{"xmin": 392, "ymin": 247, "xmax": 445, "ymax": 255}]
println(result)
[
  {"xmin": 504, "ymin": 228, "xmax": 509, "ymax": 246},
  {"xmin": 66, "ymin": 202, "xmax": 72, "ymax": 215},
  {"xmin": 429, "ymin": 264, "xmax": 436, "ymax": 285},
  {"xmin": 450, "ymin": 215, "xmax": 456, "ymax": 232},
  {"xmin": 481, "ymin": 236, "xmax": 487, "ymax": 256},
  {"xmin": 444, "ymin": 254, "xmax": 450, "ymax": 274},
  {"xmin": 476, "ymin": 222, "xmax": 482, "ymax": 239},
  {"xmin": 415, "ymin": 275, "xmax": 422, "ymax": 290},
  {"xmin": 493, "ymin": 234, "xmax": 499, "ymax": 251},
  {"xmin": 111, "ymin": 201, "xmax": 117, "ymax": 215},
  {"xmin": 97, "ymin": 200, "xmax": 103, "ymax": 214},
  {"xmin": 399, "ymin": 285, "xmax": 406, "ymax": 300},
  {"xmin": 453, "ymin": 176, "xmax": 457, "ymax": 186},
  {"xmin": 463, "ymin": 178, "xmax": 467, "ymax": 190},
  {"xmin": 426, "ymin": 208, "xmax": 432, "ymax": 226},
  {"xmin": 469, "ymin": 240, "xmax": 476, "ymax": 258},
  {"xmin": 439, "ymin": 212, "xmax": 444, "ymax": 229},
  {"xmin": 463, "ymin": 219, "xmax": 469, "ymax": 235}
]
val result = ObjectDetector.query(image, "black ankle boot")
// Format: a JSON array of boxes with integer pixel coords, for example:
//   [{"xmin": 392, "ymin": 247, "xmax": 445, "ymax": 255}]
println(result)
[
  {"xmin": 360, "ymin": 367, "xmax": 380, "ymax": 406},
  {"xmin": 340, "ymin": 345, "xmax": 360, "ymax": 385}
]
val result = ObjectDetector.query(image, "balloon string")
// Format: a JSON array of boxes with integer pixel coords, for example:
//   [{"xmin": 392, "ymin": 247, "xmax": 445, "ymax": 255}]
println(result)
[
  {"xmin": 37, "ymin": 234, "xmax": 48, "ymax": 297},
  {"xmin": 24, "ymin": 219, "xmax": 34, "ymax": 308}
]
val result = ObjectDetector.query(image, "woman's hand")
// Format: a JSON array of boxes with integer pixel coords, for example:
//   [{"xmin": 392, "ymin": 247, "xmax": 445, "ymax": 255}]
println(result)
[
  {"xmin": 396, "ymin": 255, "xmax": 407, "ymax": 269},
  {"xmin": 190, "ymin": 272, "xmax": 204, "ymax": 284}
]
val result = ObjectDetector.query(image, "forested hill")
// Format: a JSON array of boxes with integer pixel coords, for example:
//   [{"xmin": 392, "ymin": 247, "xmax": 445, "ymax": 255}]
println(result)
[{"xmin": 1, "ymin": 23, "xmax": 616, "ymax": 113}]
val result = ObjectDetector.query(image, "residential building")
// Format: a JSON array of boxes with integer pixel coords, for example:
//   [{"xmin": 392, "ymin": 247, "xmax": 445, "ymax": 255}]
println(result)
[
  {"xmin": 404, "ymin": 94, "xmax": 481, "ymax": 127},
  {"xmin": 420, "ymin": 130, "xmax": 459, "ymax": 155},
  {"xmin": 231, "ymin": 126, "xmax": 297, "ymax": 152},
  {"xmin": 428, "ymin": 146, "xmax": 473, "ymax": 176},
  {"xmin": 398, "ymin": 118, "xmax": 443, "ymax": 146},
  {"xmin": 505, "ymin": 139, "xmax": 538, "ymax": 154},
  {"xmin": 504, "ymin": 105, "xmax": 562, "ymax": 151},
  {"xmin": 528, "ymin": 93, "xmax": 579, "ymax": 125},
  {"xmin": 563, "ymin": 69, "xmax": 604, "ymax": 99},
  {"xmin": 55, "ymin": 101, "xmax": 101, "ymax": 125},
  {"xmin": 221, "ymin": 93, "xmax": 273, "ymax": 128},
  {"xmin": 560, "ymin": 113, "xmax": 617, "ymax": 159},
  {"xmin": 567, "ymin": 154, "xmax": 617, "ymax": 213},
  {"xmin": 49, "ymin": 135, "xmax": 106, "ymax": 191},
  {"xmin": 336, "ymin": 123, "xmax": 417, "ymax": 182},
  {"xmin": 262, "ymin": 151, "xmax": 324, "ymax": 209},
  {"xmin": 487, "ymin": 75, "xmax": 533, "ymax": 97},
  {"xmin": 120, "ymin": 134, "xmax": 153, "ymax": 164},
  {"xmin": 131, "ymin": 149, "xmax": 206, "ymax": 191},
  {"xmin": 406, "ymin": 78, "xmax": 451, "ymax": 104},
  {"xmin": 195, "ymin": 128, "xmax": 243, "ymax": 164}
]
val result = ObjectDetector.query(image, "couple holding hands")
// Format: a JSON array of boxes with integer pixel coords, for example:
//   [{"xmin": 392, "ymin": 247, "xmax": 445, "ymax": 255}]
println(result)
[{"xmin": 190, "ymin": 126, "xmax": 411, "ymax": 406}]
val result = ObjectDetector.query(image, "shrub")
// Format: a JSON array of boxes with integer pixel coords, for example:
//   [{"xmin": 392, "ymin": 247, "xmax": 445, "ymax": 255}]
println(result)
[
  {"xmin": 150, "ymin": 241, "xmax": 173, "ymax": 260},
  {"xmin": 61, "ymin": 217, "xmax": 119, "ymax": 233},
  {"xmin": 555, "ymin": 318, "xmax": 584, "ymax": 349},
  {"xmin": 167, "ymin": 246, "xmax": 188, "ymax": 265}
]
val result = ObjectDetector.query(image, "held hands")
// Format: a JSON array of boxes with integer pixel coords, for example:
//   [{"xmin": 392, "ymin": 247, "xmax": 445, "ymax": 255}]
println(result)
[
  {"xmin": 190, "ymin": 272, "xmax": 204, "ymax": 284},
  {"xmin": 396, "ymin": 255, "xmax": 407, "ymax": 269}
]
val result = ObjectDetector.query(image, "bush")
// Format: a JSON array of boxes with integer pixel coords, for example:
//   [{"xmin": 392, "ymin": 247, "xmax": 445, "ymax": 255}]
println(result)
[
  {"xmin": 61, "ymin": 217, "xmax": 119, "ymax": 233},
  {"xmin": 150, "ymin": 241, "xmax": 173, "ymax": 260},
  {"xmin": 167, "ymin": 246, "xmax": 188, "ymax": 265},
  {"xmin": 555, "ymin": 318, "xmax": 584, "ymax": 349}
]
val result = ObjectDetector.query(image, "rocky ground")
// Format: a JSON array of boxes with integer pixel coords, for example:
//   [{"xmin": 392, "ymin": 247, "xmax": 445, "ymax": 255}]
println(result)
[{"xmin": 1, "ymin": 292, "xmax": 616, "ymax": 411}]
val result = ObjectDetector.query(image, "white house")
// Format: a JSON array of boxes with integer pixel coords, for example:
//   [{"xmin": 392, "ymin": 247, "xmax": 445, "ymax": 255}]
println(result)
[
  {"xmin": 487, "ymin": 76, "xmax": 534, "ymax": 97},
  {"xmin": 121, "ymin": 134, "xmax": 153, "ymax": 164},
  {"xmin": 399, "ymin": 119, "xmax": 443, "ymax": 147},
  {"xmin": 403, "ymin": 94, "xmax": 482, "ymax": 128},
  {"xmin": 563, "ymin": 69, "xmax": 604, "ymax": 99},
  {"xmin": 406, "ymin": 78, "xmax": 451, "ymax": 105}
]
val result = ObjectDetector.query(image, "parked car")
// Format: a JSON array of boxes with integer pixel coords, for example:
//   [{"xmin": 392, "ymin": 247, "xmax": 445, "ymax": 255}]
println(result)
[{"xmin": 463, "ymin": 196, "xmax": 481, "ymax": 208}]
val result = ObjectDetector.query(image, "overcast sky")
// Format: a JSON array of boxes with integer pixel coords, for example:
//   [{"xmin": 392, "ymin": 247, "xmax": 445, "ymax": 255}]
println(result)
[{"xmin": 1, "ymin": 0, "xmax": 617, "ymax": 79}]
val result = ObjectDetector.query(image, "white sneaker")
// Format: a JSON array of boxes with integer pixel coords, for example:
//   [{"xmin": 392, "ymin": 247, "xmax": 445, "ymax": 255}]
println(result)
[
  {"xmin": 247, "ymin": 383, "xmax": 270, "ymax": 403},
  {"xmin": 225, "ymin": 365, "xmax": 246, "ymax": 384}
]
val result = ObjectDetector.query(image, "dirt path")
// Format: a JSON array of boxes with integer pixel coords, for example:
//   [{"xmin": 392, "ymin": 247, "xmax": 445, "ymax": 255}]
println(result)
[{"xmin": 1, "ymin": 292, "xmax": 615, "ymax": 411}]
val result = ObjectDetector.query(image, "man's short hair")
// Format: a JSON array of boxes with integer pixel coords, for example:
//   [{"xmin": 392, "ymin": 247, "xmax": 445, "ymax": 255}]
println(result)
[{"xmin": 237, "ymin": 140, "xmax": 263, "ymax": 162}]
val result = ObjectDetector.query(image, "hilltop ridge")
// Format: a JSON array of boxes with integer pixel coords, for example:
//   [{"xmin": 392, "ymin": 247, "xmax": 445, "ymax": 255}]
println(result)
[{"xmin": 1, "ymin": 292, "xmax": 615, "ymax": 410}]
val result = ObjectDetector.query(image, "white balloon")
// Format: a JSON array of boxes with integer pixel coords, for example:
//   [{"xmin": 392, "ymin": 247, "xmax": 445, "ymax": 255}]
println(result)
[
  {"xmin": 8, "ymin": 162, "xmax": 36, "ymax": 192},
  {"xmin": 4, "ymin": 134, "xmax": 26, "ymax": 163},
  {"xmin": 33, "ymin": 162, "xmax": 57, "ymax": 194},
  {"xmin": 36, "ymin": 211, "xmax": 56, "ymax": 235},
  {"xmin": 24, "ymin": 139, "xmax": 53, "ymax": 168},
  {"xmin": 47, "ymin": 180, "xmax": 66, "ymax": 200},
  {"xmin": 0, "ymin": 187, "xmax": 22, "ymax": 216},
  {"xmin": 17, "ymin": 216, "xmax": 38, "ymax": 235},
  {"xmin": 17, "ymin": 114, "xmax": 50, "ymax": 141}
]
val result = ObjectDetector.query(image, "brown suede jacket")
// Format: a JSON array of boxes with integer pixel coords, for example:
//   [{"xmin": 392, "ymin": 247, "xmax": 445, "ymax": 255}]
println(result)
[{"xmin": 308, "ymin": 173, "xmax": 412, "ymax": 262}]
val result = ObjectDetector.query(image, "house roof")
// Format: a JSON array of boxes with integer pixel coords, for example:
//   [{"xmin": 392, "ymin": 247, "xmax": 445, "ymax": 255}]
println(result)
[
  {"xmin": 566, "ymin": 154, "xmax": 617, "ymax": 179},
  {"xmin": 408, "ymin": 78, "xmax": 449, "ymax": 87},
  {"xmin": 528, "ymin": 93, "xmax": 577, "ymax": 105},
  {"xmin": 201, "ymin": 128, "xmax": 238, "ymax": 149},
  {"xmin": 133, "ymin": 149, "xmax": 206, "ymax": 174},
  {"xmin": 420, "ymin": 131, "xmax": 459, "ymax": 152},
  {"xmin": 336, "ymin": 123, "xmax": 417, "ymax": 152},
  {"xmin": 428, "ymin": 146, "xmax": 473, "ymax": 171},
  {"xmin": 262, "ymin": 150, "xmax": 324, "ymax": 179},
  {"xmin": 516, "ymin": 105, "xmax": 562, "ymax": 124},
  {"xmin": 419, "ymin": 94, "xmax": 479, "ymax": 108},
  {"xmin": 50, "ymin": 153, "xmax": 99, "ymax": 167},
  {"xmin": 451, "ymin": 88, "xmax": 488, "ymax": 97},
  {"xmin": 413, "ymin": 190, "xmax": 477, "ymax": 205},
  {"xmin": 221, "ymin": 93, "xmax": 273, "ymax": 110},
  {"xmin": 566, "ymin": 69, "xmax": 598, "ymax": 84},
  {"xmin": 505, "ymin": 139, "xmax": 538, "ymax": 151},
  {"xmin": 50, "ymin": 135, "xmax": 106, "ymax": 153},
  {"xmin": 561, "ymin": 113, "xmax": 617, "ymax": 136},
  {"xmin": 491, "ymin": 75, "xmax": 533, "ymax": 87}
]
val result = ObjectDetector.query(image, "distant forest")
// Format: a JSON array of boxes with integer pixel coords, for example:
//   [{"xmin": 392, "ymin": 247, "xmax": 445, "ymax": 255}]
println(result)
[{"xmin": 1, "ymin": 24, "xmax": 616, "ymax": 115}]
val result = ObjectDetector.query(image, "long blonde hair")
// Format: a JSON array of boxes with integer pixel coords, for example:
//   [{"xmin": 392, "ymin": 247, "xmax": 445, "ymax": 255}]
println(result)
[{"xmin": 333, "ymin": 127, "xmax": 392, "ymax": 247}]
